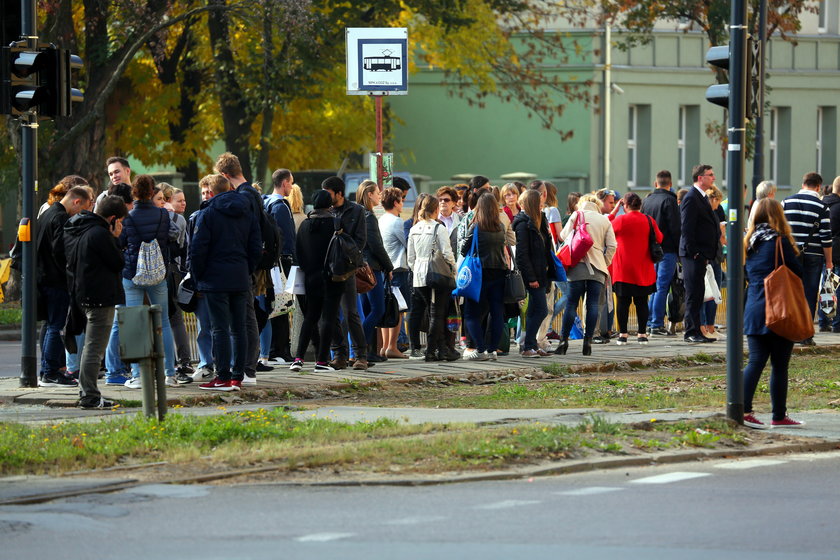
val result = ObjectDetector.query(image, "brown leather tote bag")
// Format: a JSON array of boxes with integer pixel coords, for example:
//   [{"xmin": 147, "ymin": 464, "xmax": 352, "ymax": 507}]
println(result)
[{"xmin": 764, "ymin": 237, "xmax": 814, "ymax": 341}]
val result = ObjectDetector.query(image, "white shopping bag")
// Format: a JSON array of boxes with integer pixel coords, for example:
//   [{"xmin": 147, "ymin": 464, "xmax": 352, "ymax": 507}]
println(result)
[
  {"xmin": 703, "ymin": 264, "xmax": 722, "ymax": 304},
  {"xmin": 269, "ymin": 267, "xmax": 294, "ymax": 318},
  {"xmin": 284, "ymin": 265, "xmax": 306, "ymax": 295},
  {"xmin": 392, "ymin": 285, "xmax": 408, "ymax": 311},
  {"xmin": 819, "ymin": 269, "xmax": 839, "ymax": 317}
]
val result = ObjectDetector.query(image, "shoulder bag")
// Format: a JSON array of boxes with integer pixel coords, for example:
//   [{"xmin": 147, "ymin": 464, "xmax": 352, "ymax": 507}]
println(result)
[
  {"xmin": 503, "ymin": 246, "xmax": 526, "ymax": 303},
  {"xmin": 765, "ymin": 237, "xmax": 815, "ymax": 342},
  {"xmin": 379, "ymin": 278, "xmax": 400, "ymax": 328},
  {"xmin": 453, "ymin": 227, "xmax": 483, "ymax": 302},
  {"xmin": 557, "ymin": 211, "xmax": 593, "ymax": 269},
  {"xmin": 355, "ymin": 262, "xmax": 377, "ymax": 294},
  {"xmin": 426, "ymin": 223, "xmax": 456, "ymax": 290}
]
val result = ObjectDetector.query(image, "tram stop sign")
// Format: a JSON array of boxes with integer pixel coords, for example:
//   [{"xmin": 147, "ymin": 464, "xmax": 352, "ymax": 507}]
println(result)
[{"xmin": 346, "ymin": 27, "xmax": 408, "ymax": 95}]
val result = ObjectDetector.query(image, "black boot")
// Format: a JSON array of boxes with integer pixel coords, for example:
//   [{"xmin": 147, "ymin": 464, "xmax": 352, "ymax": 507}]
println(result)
[
  {"xmin": 582, "ymin": 337, "xmax": 592, "ymax": 356},
  {"xmin": 554, "ymin": 338, "xmax": 569, "ymax": 355}
]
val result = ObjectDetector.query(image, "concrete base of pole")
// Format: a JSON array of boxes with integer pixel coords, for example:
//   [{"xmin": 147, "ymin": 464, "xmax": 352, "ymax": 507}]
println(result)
[{"xmin": 727, "ymin": 403, "xmax": 745, "ymax": 425}]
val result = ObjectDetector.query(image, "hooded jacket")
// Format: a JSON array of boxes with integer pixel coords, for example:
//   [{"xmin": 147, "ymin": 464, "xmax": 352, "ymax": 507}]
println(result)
[
  {"xmin": 36, "ymin": 202, "xmax": 71, "ymax": 288},
  {"xmin": 189, "ymin": 190, "xmax": 261, "ymax": 292},
  {"xmin": 295, "ymin": 210, "xmax": 336, "ymax": 279},
  {"xmin": 511, "ymin": 212, "xmax": 554, "ymax": 290},
  {"xmin": 63, "ymin": 211, "xmax": 125, "ymax": 307}
]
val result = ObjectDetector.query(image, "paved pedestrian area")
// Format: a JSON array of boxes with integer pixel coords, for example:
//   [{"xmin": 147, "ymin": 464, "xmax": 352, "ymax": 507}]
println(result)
[{"xmin": 1, "ymin": 333, "xmax": 839, "ymax": 409}]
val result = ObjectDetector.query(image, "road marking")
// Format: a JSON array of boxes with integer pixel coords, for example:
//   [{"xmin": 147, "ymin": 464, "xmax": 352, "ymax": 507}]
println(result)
[
  {"xmin": 630, "ymin": 471, "xmax": 711, "ymax": 485},
  {"xmin": 474, "ymin": 500, "xmax": 541, "ymax": 510},
  {"xmin": 295, "ymin": 533, "xmax": 356, "ymax": 542},
  {"xmin": 385, "ymin": 515, "xmax": 448, "ymax": 525},
  {"xmin": 557, "ymin": 486, "xmax": 624, "ymax": 496},
  {"xmin": 714, "ymin": 459, "xmax": 786, "ymax": 470}
]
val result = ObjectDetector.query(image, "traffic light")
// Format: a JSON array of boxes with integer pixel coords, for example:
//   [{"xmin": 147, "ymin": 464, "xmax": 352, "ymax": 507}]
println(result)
[
  {"xmin": 1, "ymin": 43, "xmax": 83, "ymax": 117},
  {"xmin": 705, "ymin": 41, "xmax": 755, "ymax": 117}
]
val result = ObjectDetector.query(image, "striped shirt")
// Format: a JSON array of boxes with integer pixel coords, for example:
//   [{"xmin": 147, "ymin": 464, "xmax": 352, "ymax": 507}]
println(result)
[{"xmin": 782, "ymin": 189, "xmax": 831, "ymax": 256}]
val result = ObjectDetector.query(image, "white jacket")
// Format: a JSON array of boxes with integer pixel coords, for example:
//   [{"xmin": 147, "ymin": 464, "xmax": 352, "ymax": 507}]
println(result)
[
  {"xmin": 559, "ymin": 201, "xmax": 616, "ymax": 276},
  {"xmin": 407, "ymin": 219, "xmax": 456, "ymax": 287}
]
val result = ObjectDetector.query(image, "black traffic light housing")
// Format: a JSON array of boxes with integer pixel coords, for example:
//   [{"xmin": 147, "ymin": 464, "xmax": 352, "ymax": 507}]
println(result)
[
  {"xmin": 705, "ymin": 41, "xmax": 757, "ymax": 119},
  {"xmin": 1, "ymin": 42, "xmax": 83, "ymax": 117}
]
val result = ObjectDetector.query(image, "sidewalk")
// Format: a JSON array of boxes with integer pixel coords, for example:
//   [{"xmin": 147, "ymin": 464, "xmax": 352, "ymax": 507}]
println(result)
[{"xmin": 2, "ymin": 332, "xmax": 839, "ymax": 410}]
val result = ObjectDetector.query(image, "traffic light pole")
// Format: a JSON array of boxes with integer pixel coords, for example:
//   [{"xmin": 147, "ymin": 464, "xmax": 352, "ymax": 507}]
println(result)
[
  {"xmin": 752, "ymin": 0, "xmax": 768, "ymax": 198},
  {"xmin": 725, "ymin": 0, "xmax": 748, "ymax": 423},
  {"xmin": 19, "ymin": 0, "xmax": 38, "ymax": 388}
]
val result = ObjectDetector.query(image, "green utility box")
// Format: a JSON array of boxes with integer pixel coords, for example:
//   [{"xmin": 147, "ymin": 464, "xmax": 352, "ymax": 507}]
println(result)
[{"xmin": 116, "ymin": 305, "xmax": 154, "ymax": 362}]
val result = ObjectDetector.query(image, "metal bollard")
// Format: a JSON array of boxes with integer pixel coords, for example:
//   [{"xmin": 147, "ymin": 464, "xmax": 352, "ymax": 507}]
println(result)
[{"xmin": 117, "ymin": 304, "xmax": 167, "ymax": 420}]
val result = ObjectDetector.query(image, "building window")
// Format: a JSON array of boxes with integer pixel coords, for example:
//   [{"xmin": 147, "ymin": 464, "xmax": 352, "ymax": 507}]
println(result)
[
  {"xmin": 627, "ymin": 105, "xmax": 637, "ymax": 188},
  {"xmin": 769, "ymin": 107, "xmax": 791, "ymax": 186},
  {"xmin": 677, "ymin": 105, "xmax": 700, "ymax": 186},
  {"xmin": 677, "ymin": 107, "xmax": 686, "ymax": 186},
  {"xmin": 819, "ymin": 106, "xmax": 837, "ymax": 177},
  {"xmin": 819, "ymin": 3, "xmax": 828, "ymax": 33},
  {"xmin": 817, "ymin": 107, "xmax": 823, "ymax": 173}
]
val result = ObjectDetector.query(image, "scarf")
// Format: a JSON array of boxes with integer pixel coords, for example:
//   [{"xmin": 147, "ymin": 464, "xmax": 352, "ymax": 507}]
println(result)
[{"xmin": 748, "ymin": 223, "xmax": 778, "ymax": 253}]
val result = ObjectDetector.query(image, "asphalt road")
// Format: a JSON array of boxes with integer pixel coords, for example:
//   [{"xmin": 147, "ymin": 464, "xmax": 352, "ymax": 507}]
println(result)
[{"xmin": 2, "ymin": 451, "xmax": 838, "ymax": 559}]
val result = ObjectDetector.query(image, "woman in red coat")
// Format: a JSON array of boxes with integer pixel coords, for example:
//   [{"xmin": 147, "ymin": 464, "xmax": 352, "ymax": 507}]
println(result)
[{"xmin": 610, "ymin": 192, "xmax": 664, "ymax": 345}]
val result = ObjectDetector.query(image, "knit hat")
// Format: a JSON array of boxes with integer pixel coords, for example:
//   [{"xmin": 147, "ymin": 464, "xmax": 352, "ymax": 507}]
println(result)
[{"xmin": 312, "ymin": 190, "xmax": 332, "ymax": 210}]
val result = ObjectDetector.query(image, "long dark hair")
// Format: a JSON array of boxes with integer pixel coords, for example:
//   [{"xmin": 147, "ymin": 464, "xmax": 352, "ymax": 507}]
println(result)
[{"xmin": 472, "ymin": 192, "xmax": 502, "ymax": 232}]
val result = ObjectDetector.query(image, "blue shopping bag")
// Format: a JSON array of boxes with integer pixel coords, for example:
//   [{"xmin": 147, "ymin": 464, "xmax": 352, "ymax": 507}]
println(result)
[
  {"xmin": 453, "ymin": 228, "xmax": 483, "ymax": 302},
  {"xmin": 569, "ymin": 316, "xmax": 584, "ymax": 340},
  {"xmin": 551, "ymin": 251, "xmax": 567, "ymax": 283}
]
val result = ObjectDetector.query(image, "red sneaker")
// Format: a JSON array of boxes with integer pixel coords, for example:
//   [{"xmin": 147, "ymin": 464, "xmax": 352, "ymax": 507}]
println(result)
[
  {"xmin": 742, "ymin": 413, "xmax": 766, "ymax": 429},
  {"xmin": 229, "ymin": 380, "xmax": 242, "ymax": 391},
  {"xmin": 771, "ymin": 416, "xmax": 805, "ymax": 428},
  {"xmin": 199, "ymin": 377, "xmax": 236, "ymax": 391}
]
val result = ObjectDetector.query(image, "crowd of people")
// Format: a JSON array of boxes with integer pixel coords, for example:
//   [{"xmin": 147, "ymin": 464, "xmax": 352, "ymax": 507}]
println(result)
[{"xmin": 31, "ymin": 156, "xmax": 829, "ymax": 426}]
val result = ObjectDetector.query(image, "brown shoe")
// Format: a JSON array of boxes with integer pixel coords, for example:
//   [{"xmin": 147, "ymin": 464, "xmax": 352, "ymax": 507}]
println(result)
[
  {"xmin": 329, "ymin": 357, "xmax": 348, "ymax": 370},
  {"xmin": 352, "ymin": 358, "xmax": 368, "ymax": 370}
]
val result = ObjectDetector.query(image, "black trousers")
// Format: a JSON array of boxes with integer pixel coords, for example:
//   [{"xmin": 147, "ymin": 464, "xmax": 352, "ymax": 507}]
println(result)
[{"xmin": 680, "ymin": 255, "xmax": 707, "ymax": 339}]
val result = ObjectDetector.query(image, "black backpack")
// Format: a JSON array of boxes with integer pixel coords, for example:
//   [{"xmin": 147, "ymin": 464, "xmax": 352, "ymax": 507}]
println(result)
[
  {"xmin": 257, "ymin": 205, "xmax": 282, "ymax": 270},
  {"xmin": 324, "ymin": 217, "xmax": 363, "ymax": 281}
]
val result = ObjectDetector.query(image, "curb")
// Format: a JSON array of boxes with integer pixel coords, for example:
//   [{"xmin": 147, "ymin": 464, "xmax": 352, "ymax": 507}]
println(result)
[{"xmin": 4, "ymin": 438, "xmax": 830, "ymax": 507}]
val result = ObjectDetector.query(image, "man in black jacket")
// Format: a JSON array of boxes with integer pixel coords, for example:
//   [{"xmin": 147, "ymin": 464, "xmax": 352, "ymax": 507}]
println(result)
[
  {"xmin": 818, "ymin": 177, "xmax": 840, "ymax": 332},
  {"xmin": 36, "ymin": 186, "xmax": 91, "ymax": 386},
  {"xmin": 64, "ymin": 196, "xmax": 128, "ymax": 408},
  {"xmin": 641, "ymin": 170, "xmax": 681, "ymax": 336},
  {"xmin": 322, "ymin": 176, "xmax": 368, "ymax": 370},
  {"xmin": 680, "ymin": 164, "xmax": 721, "ymax": 343}
]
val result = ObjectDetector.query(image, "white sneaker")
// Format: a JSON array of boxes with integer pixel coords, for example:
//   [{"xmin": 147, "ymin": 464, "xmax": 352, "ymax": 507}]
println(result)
[
  {"xmin": 314, "ymin": 363, "xmax": 335, "ymax": 372},
  {"xmin": 164, "ymin": 376, "xmax": 179, "ymax": 388},
  {"xmin": 124, "ymin": 377, "xmax": 142, "ymax": 389},
  {"xmin": 484, "ymin": 351, "xmax": 497, "ymax": 361},
  {"xmin": 289, "ymin": 359, "xmax": 303, "ymax": 372},
  {"xmin": 463, "ymin": 350, "xmax": 488, "ymax": 361},
  {"xmin": 242, "ymin": 374, "xmax": 256, "ymax": 385},
  {"xmin": 268, "ymin": 357, "xmax": 289, "ymax": 365},
  {"xmin": 192, "ymin": 366, "xmax": 214, "ymax": 381}
]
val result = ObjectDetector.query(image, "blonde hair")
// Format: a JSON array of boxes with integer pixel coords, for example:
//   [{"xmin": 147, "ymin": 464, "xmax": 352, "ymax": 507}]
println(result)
[
  {"xmin": 577, "ymin": 193, "xmax": 602, "ymax": 211},
  {"xmin": 157, "ymin": 182, "xmax": 175, "ymax": 202},
  {"xmin": 705, "ymin": 185, "xmax": 723, "ymax": 200},
  {"xmin": 287, "ymin": 184, "xmax": 304, "ymax": 213},
  {"xmin": 518, "ymin": 189, "xmax": 542, "ymax": 230},
  {"xmin": 417, "ymin": 194, "xmax": 439, "ymax": 221},
  {"xmin": 356, "ymin": 180, "xmax": 378, "ymax": 211},
  {"xmin": 500, "ymin": 183, "xmax": 519, "ymax": 203}
]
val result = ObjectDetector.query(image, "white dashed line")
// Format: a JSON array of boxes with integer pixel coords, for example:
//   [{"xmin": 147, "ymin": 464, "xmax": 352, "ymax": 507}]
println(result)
[
  {"xmin": 385, "ymin": 515, "xmax": 448, "ymax": 525},
  {"xmin": 557, "ymin": 486, "xmax": 624, "ymax": 496},
  {"xmin": 474, "ymin": 500, "xmax": 541, "ymax": 510},
  {"xmin": 714, "ymin": 459, "xmax": 786, "ymax": 470},
  {"xmin": 630, "ymin": 471, "xmax": 712, "ymax": 485},
  {"xmin": 295, "ymin": 533, "xmax": 356, "ymax": 542}
]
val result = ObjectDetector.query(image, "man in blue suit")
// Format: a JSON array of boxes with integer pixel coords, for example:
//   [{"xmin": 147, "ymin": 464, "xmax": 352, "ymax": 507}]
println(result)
[{"xmin": 680, "ymin": 164, "xmax": 722, "ymax": 343}]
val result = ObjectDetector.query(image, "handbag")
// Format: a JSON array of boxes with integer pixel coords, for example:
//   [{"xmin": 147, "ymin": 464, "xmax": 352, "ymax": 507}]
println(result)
[
  {"xmin": 645, "ymin": 214, "xmax": 664, "ymax": 263},
  {"xmin": 355, "ymin": 262, "xmax": 377, "ymax": 294},
  {"xmin": 818, "ymin": 268, "xmax": 840, "ymax": 318},
  {"xmin": 379, "ymin": 279, "xmax": 400, "ymax": 328},
  {"xmin": 269, "ymin": 266, "xmax": 294, "ymax": 318},
  {"xmin": 284, "ymin": 265, "xmax": 306, "ymax": 295},
  {"xmin": 765, "ymin": 237, "xmax": 815, "ymax": 342},
  {"xmin": 504, "ymin": 247, "xmax": 526, "ymax": 303},
  {"xmin": 452, "ymin": 227, "xmax": 483, "ymax": 302},
  {"xmin": 703, "ymin": 264, "xmax": 722, "ymax": 304},
  {"xmin": 557, "ymin": 211, "xmax": 593, "ymax": 269},
  {"xmin": 427, "ymin": 223, "xmax": 456, "ymax": 289}
]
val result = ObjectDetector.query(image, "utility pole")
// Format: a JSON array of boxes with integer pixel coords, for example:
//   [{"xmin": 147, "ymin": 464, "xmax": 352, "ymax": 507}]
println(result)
[{"xmin": 752, "ymin": 0, "xmax": 768, "ymax": 199}]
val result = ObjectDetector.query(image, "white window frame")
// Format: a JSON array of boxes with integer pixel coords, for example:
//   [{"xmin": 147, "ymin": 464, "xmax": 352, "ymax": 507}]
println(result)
[
  {"xmin": 677, "ymin": 106, "xmax": 687, "ymax": 186},
  {"xmin": 769, "ymin": 108, "xmax": 778, "ymax": 183},
  {"xmin": 627, "ymin": 105, "xmax": 638, "ymax": 188},
  {"xmin": 819, "ymin": 3, "xmax": 828, "ymax": 33},
  {"xmin": 817, "ymin": 107, "xmax": 824, "ymax": 173}
]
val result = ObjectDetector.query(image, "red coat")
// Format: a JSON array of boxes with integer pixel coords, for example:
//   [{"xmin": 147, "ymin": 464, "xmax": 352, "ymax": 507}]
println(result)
[{"xmin": 610, "ymin": 211, "xmax": 664, "ymax": 287}]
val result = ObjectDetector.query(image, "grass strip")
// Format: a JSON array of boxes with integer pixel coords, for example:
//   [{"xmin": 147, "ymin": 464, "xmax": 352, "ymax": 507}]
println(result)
[{"xmin": 0, "ymin": 409, "xmax": 747, "ymax": 476}]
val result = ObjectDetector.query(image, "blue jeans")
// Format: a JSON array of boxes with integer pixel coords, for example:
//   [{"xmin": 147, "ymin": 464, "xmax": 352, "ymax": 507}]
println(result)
[
  {"xmin": 463, "ymin": 273, "xmax": 505, "ymax": 353},
  {"xmin": 105, "ymin": 311, "xmax": 128, "ymax": 376},
  {"xmin": 523, "ymin": 286, "xmax": 548, "ymax": 351},
  {"xmin": 257, "ymin": 295, "xmax": 272, "ymax": 358},
  {"xmin": 560, "ymin": 280, "xmax": 603, "ymax": 339},
  {"xmin": 121, "ymin": 277, "xmax": 176, "ymax": 378},
  {"xmin": 205, "ymin": 291, "xmax": 248, "ymax": 381},
  {"xmin": 647, "ymin": 252, "xmax": 678, "ymax": 328},
  {"xmin": 360, "ymin": 270, "xmax": 386, "ymax": 349},
  {"xmin": 549, "ymin": 281, "xmax": 569, "ymax": 327},
  {"xmin": 701, "ymin": 260, "xmax": 723, "ymax": 327},
  {"xmin": 39, "ymin": 286, "xmax": 70, "ymax": 376},
  {"xmin": 818, "ymin": 265, "xmax": 840, "ymax": 330},
  {"xmin": 743, "ymin": 333, "xmax": 794, "ymax": 421},
  {"xmin": 194, "ymin": 295, "xmax": 214, "ymax": 369},
  {"xmin": 65, "ymin": 333, "xmax": 84, "ymax": 372},
  {"xmin": 800, "ymin": 254, "xmax": 823, "ymax": 323}
]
